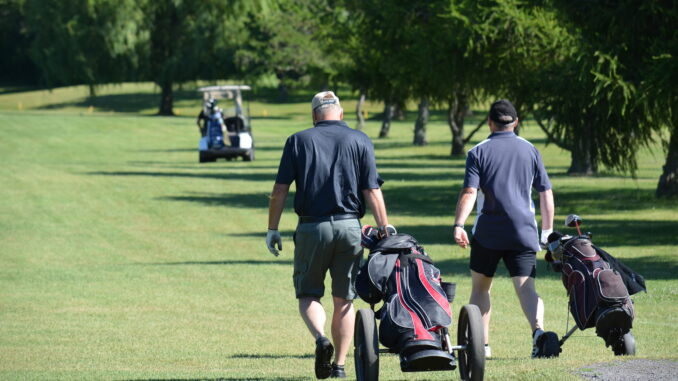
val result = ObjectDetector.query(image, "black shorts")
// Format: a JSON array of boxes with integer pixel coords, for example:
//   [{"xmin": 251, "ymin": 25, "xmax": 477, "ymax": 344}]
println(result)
[{"xmin": 469, "ymin": 238, "xmax": 536, "ymax": 278}]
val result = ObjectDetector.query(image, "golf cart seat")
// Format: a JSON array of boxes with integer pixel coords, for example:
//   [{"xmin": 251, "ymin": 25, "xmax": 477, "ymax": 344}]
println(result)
[{"xmin": 225, "ymin": 116, "xmax": 246, "ymax": 133}]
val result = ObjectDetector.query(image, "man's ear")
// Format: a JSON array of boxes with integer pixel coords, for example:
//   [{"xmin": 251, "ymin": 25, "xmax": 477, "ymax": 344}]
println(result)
[{"xmin": 312, "ymin": 111, "xmax": 317, "ymax": 126}]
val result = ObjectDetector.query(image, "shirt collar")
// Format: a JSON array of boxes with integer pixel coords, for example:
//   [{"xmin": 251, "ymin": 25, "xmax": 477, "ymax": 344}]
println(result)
[
  {"xmin": 488, "ymin": 131, "xmax": 516, "ymax": 139},
  {"xmin": 315, "ymin": 119, "xmax": 347, "ymax": 128}
]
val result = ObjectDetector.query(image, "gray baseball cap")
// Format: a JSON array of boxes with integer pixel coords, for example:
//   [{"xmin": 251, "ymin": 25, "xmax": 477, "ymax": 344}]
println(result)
[{"xmin": 311, "ymin": 91, "xmax": 341, "ymax": 111}]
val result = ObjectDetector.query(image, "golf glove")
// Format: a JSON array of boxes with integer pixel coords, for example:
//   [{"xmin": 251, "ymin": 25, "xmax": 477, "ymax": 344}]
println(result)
[
  {"xmin": 540, "ymin": 228, "xmax": 553, "ymax": 250},
  {"xmin": 266, "ymin": 229, "xmax": 282, "ymax": 256}
]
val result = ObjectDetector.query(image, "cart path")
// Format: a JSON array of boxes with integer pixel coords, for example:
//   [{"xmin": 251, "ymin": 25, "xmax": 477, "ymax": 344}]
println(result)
[{"xmin": 578, "ymin": 359, "xmax": 678, "ymax": 380}]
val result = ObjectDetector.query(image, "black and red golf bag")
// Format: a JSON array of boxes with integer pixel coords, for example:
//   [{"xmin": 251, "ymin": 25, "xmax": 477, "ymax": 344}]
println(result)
[
  {"xmin": 546, "ymin": 232, "xmax": 644, "ymax": 347},
  {"xmin": 356, "ymin": 234, "xmax": 454, "ymax": 356}
]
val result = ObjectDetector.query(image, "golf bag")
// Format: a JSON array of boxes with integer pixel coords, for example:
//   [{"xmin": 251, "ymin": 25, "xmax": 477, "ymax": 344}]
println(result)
[
  {"xmin": 356, "ymin": 234, "xmax": 454, "ymax": 356},
  {"xmin": 546, "ymin": 233, "xmax": 643, "ymax": 346},
  {"xmin": 206, "ymin": 111, "xmax": 226, "ymax": 149}
]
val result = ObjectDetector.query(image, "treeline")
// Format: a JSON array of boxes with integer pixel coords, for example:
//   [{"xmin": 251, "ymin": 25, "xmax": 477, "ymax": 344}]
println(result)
[{"xmin": 1, "ymin": 0, "xmax": 677, "ymax": 197}]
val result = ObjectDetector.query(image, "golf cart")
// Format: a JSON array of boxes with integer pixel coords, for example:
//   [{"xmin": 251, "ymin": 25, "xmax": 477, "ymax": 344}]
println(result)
[{"xmin": 197, "ymin": 85, "xmax": 254, "ymax": 162}]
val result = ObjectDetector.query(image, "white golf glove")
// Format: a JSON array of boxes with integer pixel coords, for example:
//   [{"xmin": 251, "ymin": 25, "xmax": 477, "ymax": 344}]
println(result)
[
  {"xmin": 540, "ymin": 228, "xmax": 553, "ymax": 250},
  {"xmin": 266, "ymin": 229, "xmax": 282, "ymax": 256}
]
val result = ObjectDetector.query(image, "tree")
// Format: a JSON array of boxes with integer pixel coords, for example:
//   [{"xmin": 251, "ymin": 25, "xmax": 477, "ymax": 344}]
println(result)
[
  {"xmin": 24, "ymin": 0, "xmax": 145, "ymax": 95},
  {"xmin": 235, "ymin": 0, "xmax": 335, "ymax": 101},
  {"xmin": 0, "ymin": 0, "xmax": 39, "ymax": 85},
  {"xmin": 141, "ymin": 0, "xmax": 264, "ymax": 115}
]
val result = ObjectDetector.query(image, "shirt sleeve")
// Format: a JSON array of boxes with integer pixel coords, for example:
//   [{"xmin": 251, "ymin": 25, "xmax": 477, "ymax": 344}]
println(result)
[
  {"xmin": 359, "ymin": 136, "xmax": 382, "ymax": 190},
  {"xmin": 463, "ymin": 151, "xmax": 480, "ymax": 189},
  {"xmin": 275, "ymin": 136, "xmax": 296, "ymax": 185},
  {"xmin": 532, "ymin": 149, "xmax": 552, "ymax": 192}
]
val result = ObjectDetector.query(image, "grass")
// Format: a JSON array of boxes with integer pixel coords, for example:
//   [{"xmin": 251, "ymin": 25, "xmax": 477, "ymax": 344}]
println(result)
[{"xmin": 0, "ymin": 83, "xmax": 677, "ymax": 380}]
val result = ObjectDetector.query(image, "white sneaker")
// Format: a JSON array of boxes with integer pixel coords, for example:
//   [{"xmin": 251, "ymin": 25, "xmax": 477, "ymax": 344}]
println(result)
[
  {"xmin": 531, "ymin": 329, "xmax": 545, "ymax": 358},
  {"xmin": 484, "ymin": 344, "xmax": 492, "ymax": 359}
]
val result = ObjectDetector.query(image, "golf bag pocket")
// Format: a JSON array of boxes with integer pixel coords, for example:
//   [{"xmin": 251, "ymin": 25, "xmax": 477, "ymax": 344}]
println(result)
[{"xmin": 596, "ymin": 269, "xmax": 630, "ymax": 302}]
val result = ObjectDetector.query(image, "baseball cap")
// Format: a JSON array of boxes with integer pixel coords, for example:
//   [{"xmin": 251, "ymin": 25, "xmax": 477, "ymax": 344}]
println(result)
[
  {"xmin": 489, "ymin": 99, "xmax": 518, "ymax": 125},
  {"xmin": 311, "ymin": 91, "xmax": 341, "ymax": 111}
]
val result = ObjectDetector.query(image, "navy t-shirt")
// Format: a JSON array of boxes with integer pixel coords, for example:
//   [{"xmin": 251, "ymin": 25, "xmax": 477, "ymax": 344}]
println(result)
[
  {"xmin": 275, "ymin": 120, "xmax": 382, "ymax": 218},
  {"xmin": 464, "ymin": 131, "xmax": 552, "ymax": 251}
]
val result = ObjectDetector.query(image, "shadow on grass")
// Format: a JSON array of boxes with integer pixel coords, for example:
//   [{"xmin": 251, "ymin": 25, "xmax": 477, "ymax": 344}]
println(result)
[
  {"xmin": 88, "ymin": 171, "xmax": 276, "ymax": 183},
  {"xmin": 125, "ymin": 377, "xmax": 300, "ymax": 381},
  {"xmin": 159, "ymin": 192, "xmax": 278, "ymax": 209},
  {"xmin": 555, "ymin": 187, "xmax": 678, "ymax": 214},
  {"xmin": 143, "ymin": 259, "xmax": 292, "ymax": 266},
  {"xmin": 230, "ymin": 353, "xmax": 313, "ymax": 359},
  {"xmin": 382, "ymin": 184, "xmax": 457, "ymax": 217}
]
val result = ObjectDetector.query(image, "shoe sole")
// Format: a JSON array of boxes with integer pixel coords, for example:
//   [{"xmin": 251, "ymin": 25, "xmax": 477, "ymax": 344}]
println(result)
[{"xmin": 315, "ymin": 340, "xmax": 334, "ymax": 379}]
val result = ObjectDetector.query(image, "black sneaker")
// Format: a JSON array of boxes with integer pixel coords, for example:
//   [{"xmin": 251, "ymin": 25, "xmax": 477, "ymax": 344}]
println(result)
[
  {"xmin": 330, "ymin": 363, "xmax": 346, "ymax": 378},
  {"xmin": 315, "ymin": 336, "xmax": 334, "ymax": 379}
]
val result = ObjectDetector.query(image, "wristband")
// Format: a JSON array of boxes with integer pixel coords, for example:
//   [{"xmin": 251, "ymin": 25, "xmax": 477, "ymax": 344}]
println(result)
[{"xmin": 453, "ymin": 224, "xmax": 464, "ymax": 229}]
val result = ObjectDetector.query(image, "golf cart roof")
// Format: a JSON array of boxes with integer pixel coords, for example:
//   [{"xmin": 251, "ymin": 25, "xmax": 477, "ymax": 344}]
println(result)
[{"xmin": 198, "ymin": 85, "xmax": 251, "ymax": 100}]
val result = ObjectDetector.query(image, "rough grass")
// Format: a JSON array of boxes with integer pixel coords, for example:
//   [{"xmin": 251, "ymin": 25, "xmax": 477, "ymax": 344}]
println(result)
[{"xmin": 0, "ymin": 83, "xmax": 676, "ymax": 380}]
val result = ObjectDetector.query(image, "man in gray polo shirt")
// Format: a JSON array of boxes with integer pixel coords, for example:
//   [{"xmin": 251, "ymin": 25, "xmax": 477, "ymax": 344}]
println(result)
[
  {"xmin": 452, "ymin": 99, "xmax": 555, "ymax": 358},
  {"xmin": 266, "ymin": 91, "xmax": 390, "ymax": 379}
]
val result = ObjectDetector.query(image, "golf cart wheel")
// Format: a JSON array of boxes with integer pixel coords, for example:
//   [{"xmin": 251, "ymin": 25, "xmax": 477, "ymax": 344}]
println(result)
[
  {"xmin": 199, "ymin": 151, "xmax": 208, "ymax": 163},
  {"xmin": 457, "ymin": 304, "xmax": 485, "ymax": 381},
  {"xmin": 613, "ymin": 332, "xmax": 636, "ymax": 356},
  {"xmin": 243, "ymin": 149, "xmax": 254, "ymax": 162},
  {"xmin": 354, "ymin": 308, "xmax": 379, "ymax": 381}
]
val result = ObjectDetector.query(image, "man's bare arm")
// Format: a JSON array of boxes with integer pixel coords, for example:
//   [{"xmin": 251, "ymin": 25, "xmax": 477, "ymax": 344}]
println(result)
[
  {"xmin": 539, "ymin": 189, "xmax": 554, "ymax": 230},
  {"xmin": 362, "ymin": 188, "xmax": 388, "ymax": 227},
  {"xmin": 453, "ymin": 187, "xmax": 478, "ymax": 248},
  {"xmin": 268, "ymin": 183, "xmax": 291, "ymax": 230}
]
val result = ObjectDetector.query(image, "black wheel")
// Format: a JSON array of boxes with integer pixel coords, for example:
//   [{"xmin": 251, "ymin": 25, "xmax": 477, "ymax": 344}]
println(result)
[
  {"xmin": 457, "ymin": 304, "xmax": 485, "ymax": 381},
  {"xmin": 199, "ymin": 151, "xmax": 208, "ymax": 163},
  {"xmin": 613, "ymin": 332, "xmax": 636, "ymax": 356},
  {"xmin": 536, "ymin": 331, "xmax": 561, "ymax": 358},
  {"xmin": 354, "ymin": 308, "xmax": 379, "ymax": 381}
]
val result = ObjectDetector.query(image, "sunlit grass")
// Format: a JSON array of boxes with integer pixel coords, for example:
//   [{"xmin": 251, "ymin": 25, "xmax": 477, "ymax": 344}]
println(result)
[{"xmin": 0, "ymin": 84, "xmax": 676, "ymax": 380}]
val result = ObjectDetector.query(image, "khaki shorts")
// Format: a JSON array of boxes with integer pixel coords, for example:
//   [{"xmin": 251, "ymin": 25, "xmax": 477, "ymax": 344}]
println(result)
[{"xmin": 293, "ymin": 218, "xmax": 363, "ymax": 299}]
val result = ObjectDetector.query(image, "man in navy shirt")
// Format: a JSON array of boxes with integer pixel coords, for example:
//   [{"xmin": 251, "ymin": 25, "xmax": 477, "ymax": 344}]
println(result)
[
  {"xmin": 267, "ymin": 91, "xmax": 390, "ymax": 379},
  {"xmin": 453, "ymin": 99, "xmax": 555, "ymax": 358}
]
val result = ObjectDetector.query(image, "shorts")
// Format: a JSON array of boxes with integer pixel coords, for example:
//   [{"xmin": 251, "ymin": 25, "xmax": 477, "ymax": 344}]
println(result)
[
  {"xmin": 293, "ymin": 218, "xmax": 363, "ymax": 299},
  {"xmin": 469, "ymin": 238, "xmax": 536, "ymax": 278}
]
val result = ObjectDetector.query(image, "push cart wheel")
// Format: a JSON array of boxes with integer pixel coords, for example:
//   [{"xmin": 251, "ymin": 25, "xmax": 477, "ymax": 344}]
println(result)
[
  {"xmin": 457, "ymin": 304, "xmax": 485, "ymax": 381},
  {"xmin": 613, "ymin": 332, "xmax": 636, "ymax": 356},
  {"xmin": 354, "ymin": 308, "xmax": 379, "ymax": 381}
]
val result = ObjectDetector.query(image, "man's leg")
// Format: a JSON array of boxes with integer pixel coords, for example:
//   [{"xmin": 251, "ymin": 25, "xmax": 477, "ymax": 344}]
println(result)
[
  {"xmin": 470, "ymin": 270, "xmax": 493, "ymax": 344},
  {"xmin": 299, "ymin": 297, "xmax": 327, "ymax": 339},
  {"xmin": 511, "ymin": 276, "xmax": 544, "ymax": 332},
  {"xmin": 331, "ymin": 296, "xmax": 354, "ymax": 366}
]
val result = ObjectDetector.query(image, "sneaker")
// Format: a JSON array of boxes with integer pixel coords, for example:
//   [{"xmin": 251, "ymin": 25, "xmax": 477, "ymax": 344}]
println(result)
[
  {"xmin": 531, "ymin": 329, "xmax": 547, "ymax": 358},
  {"xmin": 330, "ymin": 363, "xmax": 346, "ymax": 378},
  {"xmin": 484, "ymin": 344, "xmax": 492, "ymax": 359},
  {"xmin": 315, "ymin": 336, "xmax": 334, "ymax": 379}
]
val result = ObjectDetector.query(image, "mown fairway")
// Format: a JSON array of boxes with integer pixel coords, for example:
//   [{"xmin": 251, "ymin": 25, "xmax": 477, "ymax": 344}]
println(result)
[{"xmin": 1, "ymin": 84, "xmax": 677, "ymax": 380}]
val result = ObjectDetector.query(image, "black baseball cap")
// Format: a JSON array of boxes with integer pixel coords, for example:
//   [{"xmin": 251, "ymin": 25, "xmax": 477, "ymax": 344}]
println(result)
[{"xmin": 489, "ymin": 99, "xmax": 518, "ymax": 125}]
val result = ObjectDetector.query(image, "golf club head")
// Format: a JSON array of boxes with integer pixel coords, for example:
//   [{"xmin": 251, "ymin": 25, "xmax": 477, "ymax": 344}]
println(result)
[{"xmin": 565, "ymin": 214, "xmax": 583, "ymax": 227}]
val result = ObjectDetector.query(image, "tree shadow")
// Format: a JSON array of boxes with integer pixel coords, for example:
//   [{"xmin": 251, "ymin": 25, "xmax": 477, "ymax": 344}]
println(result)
[
  {"xmin": 554, "ymin": 218, "xmax": 678, "ymax": 248},
  {"xmin": 555, "ymin": 188, "xmax": 678, "ymax": 214},
  {"xmin": 125, "ymin": 377, "xmax": 304, "ymax": 381},
  {"xmin": 88, "ymin": 171, "xmax": 276, "ymax": 183},
  {"xmin": 229, "ymin": 353, "xmax": 313, "ymax": 359},
  {"xmin": 382, "ymin": 184, "xmax": 457, "ymax": 217},
  {"xmin": 141, "ymin": 259, "xmax": 292, "ymax": 266},
  {"xmin": 159, "ymin": 192, "xmax": 285, "ymax": 209}
]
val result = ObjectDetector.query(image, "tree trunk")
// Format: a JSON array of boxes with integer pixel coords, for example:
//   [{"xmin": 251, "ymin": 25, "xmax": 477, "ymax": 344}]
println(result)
[
  {"xmin": 379, "ymin": 103, "xmax": 395, "ymax": 138},
  {"xmin": 355, "ymin": 91, "xmax": 366, "ymax": 130},
  {"xmin": 88, "ymin": 84, "xmax": 96, "ymax": 97},
  {"xmin": 656, "ymin": 127, "xmax": 678, "ymax": 198},
  {"xmin": 448, "ymin": 95, "xmax": 468, "ymax": 156},
  {"xmin": 413, "ymin": 98, "xmax": 429, "ymax": 146},
  {"xmin": 567, "ymin": 134, "xmax": 597, "ymax": 175},
  {"xmin": 158, "ymin": 80, "xmax": 174, "ymax": 116}
]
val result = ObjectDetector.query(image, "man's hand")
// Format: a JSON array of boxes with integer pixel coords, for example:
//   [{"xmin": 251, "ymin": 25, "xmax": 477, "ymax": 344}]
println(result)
[
  {"xmin": 378, "ymin": 224, "xmax": 397, "ymax": 239},
  {"xmin": 454, "ymin": 225, "xmax": 470, "ymax": 249},
  {"xmin": 540, "ymin": 228, "xmax": 553, "ymax": 250},
  {"xmin": 266, "ymin": 229, "xmax": 282, "ymax": 256}
]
